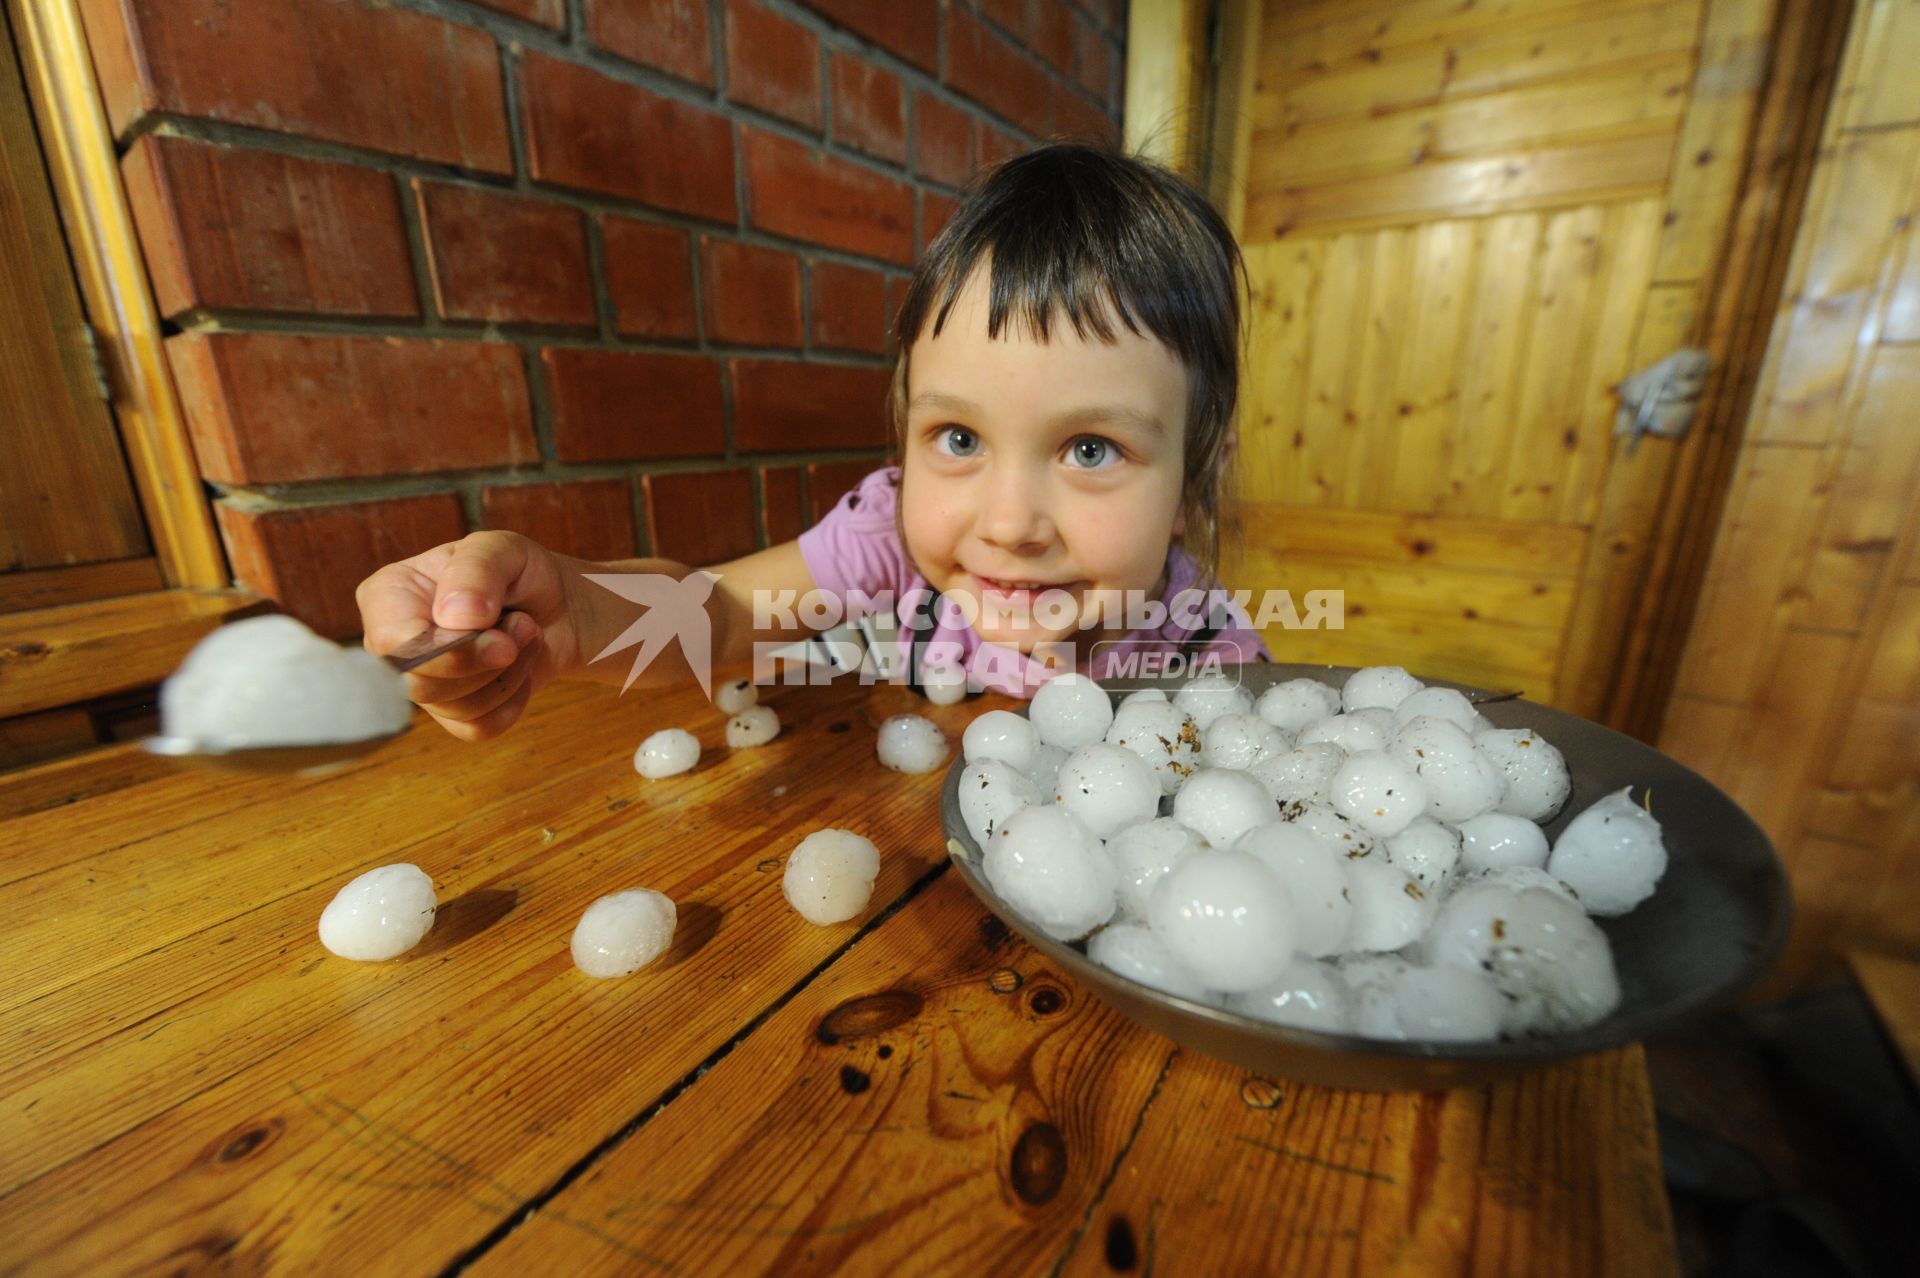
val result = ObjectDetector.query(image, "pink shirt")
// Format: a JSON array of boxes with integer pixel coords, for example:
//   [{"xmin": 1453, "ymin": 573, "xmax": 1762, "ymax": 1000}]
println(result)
[{"xmin": 797, "ymin": 467, "xmax": 1270, "ymax": 697}]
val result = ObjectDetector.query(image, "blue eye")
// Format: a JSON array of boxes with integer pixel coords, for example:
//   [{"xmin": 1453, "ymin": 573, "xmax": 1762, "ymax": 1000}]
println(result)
[
  {"xmin": 1067, "ymin": 436, "xmax": 1117, "ymax": 469},
  {"xmin": 935, "ymin": 426, "xmax": 980, "ymax": 457}
]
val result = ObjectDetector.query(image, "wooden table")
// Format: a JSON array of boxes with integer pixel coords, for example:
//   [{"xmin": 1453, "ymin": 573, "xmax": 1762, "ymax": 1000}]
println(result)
[{"xmin": 0, "ymin": 676, "xmax": 1678, "ymax": 1275}]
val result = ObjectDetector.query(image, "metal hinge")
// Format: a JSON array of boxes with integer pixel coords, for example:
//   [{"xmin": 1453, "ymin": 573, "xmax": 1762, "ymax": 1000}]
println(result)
[{"xmin": 78, "ymin": 324, "xmax": 112, "ymax": 403}]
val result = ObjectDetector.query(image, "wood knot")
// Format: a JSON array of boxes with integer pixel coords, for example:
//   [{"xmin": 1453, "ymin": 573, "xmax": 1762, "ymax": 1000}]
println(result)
[
  {"xmin": 1009, "ymin": 1122, "xmax": 1068, "ymax": 1205},
  {"xmin": 988, "ymin": 968, "xmax": 1024, "ymax": 995},
  {"xmin": 1026, "ymin": 985, "xmax": 1066, "ymax": 1017},
  {"xmin": 816, "ymin": 989, "xmax": 922, "ymax": 1045},
  {"xmin": 1105, "ymin": 1215, "xmax": 1139, "ymax": 1270},
  {"xmin": 839, "ymin": 1064, "xmax": 870, "ymax": 1095},
  {"xmin": 1241, "ymin": 1077, "xmax": 1285, "ymax": 1109},
  {"xmin": 211, "ymin": 1116, "xmax": 284, "ymax": 1164}
]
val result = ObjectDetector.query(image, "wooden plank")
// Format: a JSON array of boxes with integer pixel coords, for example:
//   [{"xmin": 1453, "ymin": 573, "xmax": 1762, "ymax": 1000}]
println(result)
[
  {"xmin": 1887, "ymin": 175, "xmax": 1920, "ymax": 343},
  {"xmin": 1802, "ymin": 346, "xmax": 1920, "ymax": 631},
  {"xmin": 1227, "ymin": 502, "xmax": 1589, "ymax": 576},
  {"xmin": 1124, "ymin": 0, "xmax": 1213, "ymax": 178},
  {"xmin": 1848, "ymin": 950, "xmax": 1920, "ymax": 1086},
  {"xmin": 1248, "ymin": 133, "xmax": 1674, "ymax": 241},
  {"xmin": 1339, "ymin": 225, "xmax": 1414, "ymax": 508},
  {"xmin": 1444, "ymin": 212, "xmax": 1544, "ymax": 517},
  {"xmin": 0, "ymin": 705, "xmax": 95, "ymax": 772},
  {"xmin": 1720, "ymin": 627, "xmax": 1853, "ymax": 846},
  {"xmin": 1833, "ymin": 0, "xmax": 1920, "ymax": 131},
  {"xmin": 1238, "ymin": 239, "xmax": 1324, "ymax": 503},
  {"xmin": 0, "ymin": 556, "xmax": 163, "ymax": 613},
  {"xmin": 0, "ymin": 678, "xmax": 974, "ymax": 1272},
  {"xmin": 1382, "ymin": 220, "xmax": 1475, "ymax": 510},
  {"xmin": 1231, "ymin": 551, "xmax": 1579, "ymax": 633},
  {"xmin": 1290, "ymin": 231, "xmax": 1372, "ymax": 506},
  {"xmin": 1208, "ymin": 0, "xmax": 1263, "ymax": 237},
  {"xmin": 0, "ymin": 588, "xmax": 262, "ymax": 719},
  {"xmin": 1653, "ymin": 694, "xmax": 1743, "ymax": 788},
  {"xmin": 1264, "ymin": 0, "xmax": 1669, "ymax": 75}
]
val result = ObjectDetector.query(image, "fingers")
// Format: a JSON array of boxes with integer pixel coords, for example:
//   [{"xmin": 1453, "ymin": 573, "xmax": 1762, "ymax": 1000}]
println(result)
[
  {"xmin": 402, "ymin": 611, "xmax": 541, "ymax": 690},
  {"xmin": 419, "ymin": 630, "xmax": 544, "ymax": 741},
  {"xmin": 432, "ymin": 532, "xmax": 531, "ymax": 630}
]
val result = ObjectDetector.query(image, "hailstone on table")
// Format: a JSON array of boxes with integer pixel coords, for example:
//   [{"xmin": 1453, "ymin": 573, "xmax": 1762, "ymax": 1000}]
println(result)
[
  {"xmin": 1087, "ymin": 923, "xmax": 1211, "ymax": 1001},
  {"xmin": 984, "ymin": 807, "xmax": 1117, "ymax": 941},
  {"xmin": 1230, "ymin": 958, "xmax": 1351, "ymax": 1033},
  {"xmin": 634, "ymin": 728, "xmax": 700, "ymax": 778},
  {"xmin": 714, "ymin": 678, "xmax": 758, "ymax": 715},
  {"xmin": 1342, "ymin": 857, "xmax": 1437, "ymax": 953},
  {"xmin": 571, "ymin": 889, "xmax": 676, "ymax": 977},
  {"xmin": 1420, "ymin": 882, "xmax": 1620, "ymax": 1033},
  {"xmin": 725, "ymin": 704, "xmax": 781, "ymax": 748},
  {"xmin": 1547, "ymin": 788, "xmax": 1667, "ymax": 916},
  {"xmin": 1255, "ymin": 678, "xmax": 1343, "ymax": 737},
  {"xmin": 1384, "ymin": 818, "xmax": 1462, "ymax": 894},
  {"xmin": 783, "ymin": 829, "xmax": 882, "ymax": 925},
  {"xmin": 162, "ymin": 614, "xmax": 411, "ymax": 747},
  {"xmin": 1148, "ymin": 848, "xmax": 1296, "ymax": 992},
  {"xmin": 1342, "ymin": 666, "xmax": 1424, "ymax": 714},
  {"xmin": 1391, "ymin": 717, "xmax": 1507, "ymax": 823},
  {"xmin": 1054, "ymin": 744, "xmax": 1160, "ymax": 838},
  {"xmin": 1105, "ymin": 700, "xmax": 1201, "ymax": 794},
  {"xmin": 1279, "ymin": 800, "xmax": 1376, "ymax": 861},
  {"xmin": 1330, "ymin": 749, "xmax": 1430, "ymax": 837},
  {"xmin": 921, "ymin": 659, "xmax": 969, "ymax": 706},
  {"xmin": 1024, "ymin": 743, "xmax": 1068, "ymax": 801},
  {"xmin": 1337, "ymin": 955, "xmax": 1416, "ymax": 1038},
  {"xmin": 1457, "ymin": 813, "xmax": 1550, "ymax": 873},
  {"xmin": 875, "ymin": 714, "xmax": 948, "ymax": 773},
  {"xmin": 1108, "ymin": 817, "xmax": 1208, "ymax": 922},
  {"xmin": 1173, "ymin": 672, "xmax": 1254, "ymax": 732},
  {"xmin": 1172, "ymin": 769, "xmax": 1277, "ymax": 848},
  {"xmin": 1390, "ymin": 686, "xmax": 1487, "ymax": 735},
  {"xmin": 1250, "ymin": 741, "xmax": 1346, "ymax": 807},
  {"xmin": 1235, "ymin": 822, "xmax": 1352, "ymax": 957},
  {"xmin": 1029, "ymin": 673, "xmax": 1114, "ymax": 749},
  {"xmin": 962, "ymin": 709, "xmax": 1038, "ymax": 773},
  {"xmin": 1297, "ymin": 713, "xmax": 1389, "ymax": 755},
  {"xmin": 1459, "ymin": 865, "xmax": 1581, "ymax": 907},
  {"xmin": 1477, "ymin": 727, "xmax": 1572, "ymax": 822},
  {"xmin": 1380, "ymin": 964, "xmax": 1505, "ymax": 1043},
  {"xmin": 959, "ymin": 759, "xmax": 1039, "ymax": 846},
  {"xmin": 1203, "ymin": 712, "xmax": 1287, "ymax": 771},
  {"xmin": 318, "ymin": 864, "xmax": 437, "ymax": 961}
]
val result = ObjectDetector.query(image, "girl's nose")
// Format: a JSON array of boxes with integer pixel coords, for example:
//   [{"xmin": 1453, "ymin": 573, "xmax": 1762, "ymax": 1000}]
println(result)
[{"xmin": 978, "ymin": 470, "xmax": 1055, "ymax": 552}]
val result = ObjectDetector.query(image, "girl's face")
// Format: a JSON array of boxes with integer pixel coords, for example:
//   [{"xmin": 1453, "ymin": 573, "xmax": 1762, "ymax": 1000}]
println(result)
[{"xmin": 899, "ymin": 266, "xmax": 1189, "ymax": 654}]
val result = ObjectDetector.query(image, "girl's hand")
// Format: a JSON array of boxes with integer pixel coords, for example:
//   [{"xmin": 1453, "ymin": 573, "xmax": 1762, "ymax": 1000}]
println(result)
[{"xmin": 356, "ymin": 531, "xmax": 584, "ymax": 742}]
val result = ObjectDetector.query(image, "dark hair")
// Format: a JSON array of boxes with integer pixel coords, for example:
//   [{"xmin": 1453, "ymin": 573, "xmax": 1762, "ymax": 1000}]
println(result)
[{"xmin": 891, "ymin": 143, "xmax": 1246, "ymax": 585}]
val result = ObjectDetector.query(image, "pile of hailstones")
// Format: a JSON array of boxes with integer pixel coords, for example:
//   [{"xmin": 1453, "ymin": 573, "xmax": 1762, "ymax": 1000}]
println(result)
[{"xmin": 959, "ymin": 669, "xmax": 1668, "ymax": 1043}]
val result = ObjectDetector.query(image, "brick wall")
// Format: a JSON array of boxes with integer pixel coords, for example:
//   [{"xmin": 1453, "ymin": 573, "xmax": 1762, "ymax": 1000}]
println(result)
[{"xmin": 84, "ymin": 0, "xmax": 1128, "ymax": 637}]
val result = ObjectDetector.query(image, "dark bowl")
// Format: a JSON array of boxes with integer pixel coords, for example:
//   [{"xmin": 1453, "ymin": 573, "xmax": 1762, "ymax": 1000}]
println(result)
[{"xmin": 940, "ymin": 663, "xmax": 1792, "ymax": 1091}]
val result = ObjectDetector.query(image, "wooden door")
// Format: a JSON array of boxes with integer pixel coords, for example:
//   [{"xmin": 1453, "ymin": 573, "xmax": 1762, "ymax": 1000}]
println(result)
[{"xmin": 1223, "ymin": 0, "xmax": 1778, "ymax": 716}]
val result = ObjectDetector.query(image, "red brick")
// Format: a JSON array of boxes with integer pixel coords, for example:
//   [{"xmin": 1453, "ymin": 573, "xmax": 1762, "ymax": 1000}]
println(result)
[
  {"xmin": 795, "ymin": 0, "xmax": 937, "ymax": 74},
  {"xmin": 976, "ymin": 118, "xmax": 1028, "ymax": 171},
  {"xmin": 830, "ymin": 54, "xmax": 906, "ymax": 167},
  {"xmin": 731, "ymin": 358, "xmax": 891, "ymax": 451},
  {"xmin": 1071, "ymin": 11, "xmax": 1110, "ymax": 98},
  {"xmin": 482, "ymin": 479, "xmax": 638, "ymax": 561},
  {"xmin": 979, "ymin": 0, "xmax": 1028, "ymax": 38},
  {"xmin": 725, "ymin": 0, "xmax": 821, "ymax": 131},
  {"xmin": 920, "ymin": 189, "xmax": 960, "ymax": 254},
  {"xmin": 760, "ymin": 466, "xmax": 806, "ymax": 542},
  {"xmin": 603, "ymin": 217, "xmax": 699, "ymax": 341},
  {"xmin": 77, "ymin": 0, "xmax": 510, "ymax": 171},
  {"xmin": 218, "ymin": 493, "xmax": 467, "ymax": 638},
  {"xmin": 643, "ymin": 471, "xmax": 758, "ymax": 564},
  {"xmin": 913, "ymin": 94, "xmax": 973, "ymax": 188},
  {"xmin": 470, "ymin": 0, "xmax": 565, "ymax": 28},
  {"xmin": 167, "ymin": 332, "xmax": 536, "ymax": 484},
  {"xmin": 741, "ymin": 127, "xmax": 914, "ymax": 265},
  {"xmin": 120, "ymin": 134, "xmax": 416, "ymax": 320},
  {"xmin": 807, "ymin": 459, "xmax": 878, "ymax": 523},
  {"xmin": 414, "ymin": 181, "xmax": 594, "ymax": 327},
  {"xmin": 588, "ymin": 0, "xmax": 714, "ymax": 86},
  {"xmin": 1052, "ymin": 82, "xmax": 1117, "ymax": 146},
  {"xmin": 810, "ymin": 261, "xmax": 889, "ymax": 354},
  {"xmin": 702, "ymin": 237, "xmax": 804, "ymax": 347},
  {"xmin": 521, "ymin": 52, "xmax": 736, "ymax": 222},
  {"xmin": 1031, "ymin": 1, "xmax": 1075, "ymax": 71},
  {"xmin": 946, "ymin": 7, "xmax": 1053, "ymax": 137},
  {"xmin": 542, "ymin": 348, "xmax": 726, "ymax": 462}
]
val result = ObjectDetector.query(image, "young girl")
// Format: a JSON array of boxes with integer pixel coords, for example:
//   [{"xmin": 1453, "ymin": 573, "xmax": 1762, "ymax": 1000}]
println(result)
[{"xmin": 356, "ymin": 145, "xmax": 1268, "ymax": 742}]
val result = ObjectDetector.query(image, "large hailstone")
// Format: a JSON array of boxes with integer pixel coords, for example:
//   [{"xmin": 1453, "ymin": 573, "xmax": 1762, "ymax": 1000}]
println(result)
[
  {"xmin": 1337, "ymin": 955, "xmax": 1417, "ymax": 1038},
  {"xmin": 1105, "ymin": 699, "xmax": 1202, "ymax": 794},
  {"xmin": 1547, "ymin": 788, "xmax": 1667, "ymax": 916},
  {"xmin": 962, "ymin": 710, "xmax": 1038, "ymax": 773},
  {"xmin": 876, "ymin": 715, "xmax": 949, "ymax": 773},
  {"xmin": 1458, "ymin": 865, "xmax": 1582, "ymax": 907},
  {"xmin": 1173, "ymin": 673, "xmax": 1254, "ymax": 732},
  {"xmin": 1420, "ymin": 883, "xmax": 1620, "ymax": 1033},
  {"xmin": 1250, "ymin": 741, "xmax": 1346, "ymax": 806},
  {"xmin": 783, "ymin": 829, "xmax": 881, "ymax": 925},
  {"xmin": 1279, "ymin": 800, "xmax": 1376, "ymax": 861},
  {"xmin": 1255, "ymin": 678, "xmax": 1343, "ymax": 737},
  {"xmin": 1458, "ymin": 813, "xmax": 1550, "ymax": 872},
  {"xmin": 725, "ymin": 704, "xmax": 781, "ymax": 748},
  {"xmin": 959, "ymin": 759, "xmax": 1038, "ymax": 846},
  {"xmin": 1203, "ymin": 712, "xmax": 1287, "ymax": 771},
  {"xmin": 1297, "ymin": 713, "xmax": 1389, "ymax": 754},
  {"xmin": 1230, "ymin": 958, "xmax": 1351, "ymax": 1033},
  {"xmin": 1148, "ymin": 848, "xmax": 1296, "ymax": 992},
  {"xmin": 1107, "ymin": 817, "xmax": 1208, "ymax": 922},
  {"xmin": 1384, "ymin": 818, "xmax": 1462, "ymax": 894},
  {"xmin": 571, "ymin": 889, "xmax": 677, "ymax": 977},
  {"xmin": 1235, "ymin": 822, "xmax": 1352, "ymax": 957},
  {"xmin": 162, "ymin": 614, "xmax": 410, "ymax": 747},
  {"xmin": 634, "ymin": 728, "xmax": 700, "ymax": 778},
  {"xmin": 1477, "ymin": 727, "xmax": 1572, "ymax": 822},
  {"xmin": 921, "ymin": 659, "xmax": 969, "ymax": 706},
  {"xmin": 1379, "ymin": 964, "xmax": 1504, "ymax": 1043},
  {"xmin": 714, "ymin": 678, "xmax": 758, "ymax": 715},
  {"xmin": 1329, "ymin": 749, "xmax": 1429, "ymax": 837},
  {"xmin": 1342, "ymin": 856, "xmax": 1437, "ymax": 953},
  {"xmin": 1342, "ymin": 665, "xmax": 1423, "ymax": 714},
  {"xmin": 1054, "ymin": 743, "xmax": 1159, "ymax": 837},
  {"xmin": 1087, "ymin": 923, "xmax": 1211, "ymax": 1001},
  {"xmin": 1389, "ymin": 686, "xmax": 1486, "ymax": 735},
  {"xmin": 1172, "ymin": 768, "xmax": 1277, "ymax": 848},
  {"xmin": 1391, "ymin": 717, "xmax": 1507, "ymax": 823},
  {"xmin": 318, "ymin": 864, "xmax": 437, "ymax": 961},
  {"xmin": 1025, "ymin": 743, "xmax": 1068, "ymax": 801},
  {"xmin": 1029, "ymin": 673, "xmax": 1114, "ymax": 749},
  {"xmin": 984, "ymin": 806, "xmax": 1117, "ymax": 941}
]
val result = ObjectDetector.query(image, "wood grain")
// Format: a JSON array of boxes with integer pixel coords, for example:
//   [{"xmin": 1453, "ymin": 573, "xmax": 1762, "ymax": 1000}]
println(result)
[{"xmin": 0, "ymin": 588, "xmax": 260, "ymax": 718}]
